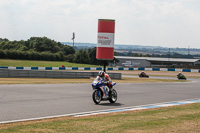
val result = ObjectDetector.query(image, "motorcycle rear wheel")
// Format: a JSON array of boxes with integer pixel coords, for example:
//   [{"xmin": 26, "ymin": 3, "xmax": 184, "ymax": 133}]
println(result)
[
  {"xmin": 92, "ymin": 90, "xmax": 102, "ymax": 104},
  {"xmin": 109, "ymin": 89, "xmax": 117, "ymax": 103}
]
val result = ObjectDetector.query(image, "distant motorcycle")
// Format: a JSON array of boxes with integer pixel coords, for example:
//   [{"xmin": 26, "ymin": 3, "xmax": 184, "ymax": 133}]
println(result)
[
  {"xmin": 177, "ymin": 74, "xmax": 187, "ymax": 80},
  {"xmin": 92, "ymin": 77, "xmax": 117, "ymax": 104},
  {"xmin": 138, "ymin": 72, "xmax": 149, "ymax": 78}
]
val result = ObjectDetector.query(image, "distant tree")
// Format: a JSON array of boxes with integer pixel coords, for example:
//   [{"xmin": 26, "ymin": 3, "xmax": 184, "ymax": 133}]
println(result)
[
  {"xmin": 62, "ymin": 45, "xmax": 75, "ymax": 55},
  {"xmin": 114, "ymin": 51, "xmax": 118, "ymax": 56},
  {"xmin": 57, "ymin": 52, "xmax": 64, "ymax": 61},
  {"xmin": 0, "ymin": 50, "xmax": 5, "ymax": 58},
  {"xmin": 26, "ymin": 37, "xmax": 61, "ymax": 53},
  {"xmin": 65, "ymin": 54, "xmax": 75, "ymax": 62},
  {"xmin": 127, "ymin": 51, "xmax": 133, "ymax": 56},
  {"xmin": 1, "ymin": 41, "xmax": 12, "ymax": 50},
  {"xmin": 0, "ymin": 38, "xmax": 9, "ymax": 42},
  {"xmin": 133, "ymin": 53, "xmax": 139, "ymax": 57},
  {"xmin": 144, "ymin": 54, "xmax": 151, "ymax": 57},
  {"xmin": 0, "ymin": 37, "xmax": 111, "ymax": 62},
  {"xmin": 88, "ymin": 47, "xmax": 98, "ymax": 65},
  {"xmin": 74, "ymin": 49, "xmax": 89, "ymax": 64},
  {"xmin": 18, "ymin": 45, "xmax": 29, "ymax": 51}
]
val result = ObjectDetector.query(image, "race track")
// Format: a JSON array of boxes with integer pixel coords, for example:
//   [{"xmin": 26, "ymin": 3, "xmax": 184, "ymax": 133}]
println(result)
[{"xmin": 0, "ymin": 76, "xmax": 200, "ymax": 123}]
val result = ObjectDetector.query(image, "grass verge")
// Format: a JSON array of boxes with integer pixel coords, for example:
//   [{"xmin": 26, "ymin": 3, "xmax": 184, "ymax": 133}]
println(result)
[
  {"xmin": 0, "ymin": 77, "xmax": 187, "ymax": 84},
  {"xmin": 0, "ymin": 59, "xmax": 99, "ymax": 67},
  {"xmin": 0, "ymin": 103, "xmax": 200, "ymax": 132}
]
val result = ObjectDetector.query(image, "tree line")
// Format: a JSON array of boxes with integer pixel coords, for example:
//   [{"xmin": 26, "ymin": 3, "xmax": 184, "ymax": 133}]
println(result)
[{"xmin": 0, "ymin": 37, "xmax": 118, "ymax": 66}]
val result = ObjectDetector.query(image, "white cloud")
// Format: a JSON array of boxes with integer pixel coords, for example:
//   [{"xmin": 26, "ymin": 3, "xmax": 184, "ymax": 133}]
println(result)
[{"xmin": 0, "ymin": 0, "xmax": 200, "ymax": 48}]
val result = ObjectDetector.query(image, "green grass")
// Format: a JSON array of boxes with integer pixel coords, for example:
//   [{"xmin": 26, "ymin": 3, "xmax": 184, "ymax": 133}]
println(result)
[
  {"xmin": 0, "ymin": 59, "xmax": 99, "ymax": 67},
  {"xmin": 1, "ymin": 103, "xmax": 200, "ymax": 132}
]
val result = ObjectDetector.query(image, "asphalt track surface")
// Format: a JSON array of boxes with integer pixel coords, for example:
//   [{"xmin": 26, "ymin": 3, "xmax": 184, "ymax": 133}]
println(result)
[{"xmin": 0, "ymin": 76, "xmax": 200, "ymax": 123}]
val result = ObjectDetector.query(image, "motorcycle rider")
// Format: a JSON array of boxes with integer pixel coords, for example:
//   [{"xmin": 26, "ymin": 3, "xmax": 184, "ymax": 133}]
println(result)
[
  {"xmin": 177, "ymin": 72, "xmax": 183, "ymax": 77},
  {"xmin": 141, "ymin": 71, "xmax": 145, "ymax": 76},
  {"xmin": 98, "ymin": 71, "xmax": 112, "ymax": 93}
]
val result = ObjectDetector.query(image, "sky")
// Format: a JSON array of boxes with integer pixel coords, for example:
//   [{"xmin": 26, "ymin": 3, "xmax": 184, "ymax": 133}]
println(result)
[{"xmin": 0, "ymin": 0, "xmax": 200, "ymax": 48}]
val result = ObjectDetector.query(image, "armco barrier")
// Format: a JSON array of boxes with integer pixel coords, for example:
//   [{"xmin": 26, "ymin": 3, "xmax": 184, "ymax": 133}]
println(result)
[
  {"xmin": 0, "ymin": 69, "xmax": 121, "ymax": 79},
  {"xmin": 0, "ymin": 67, "xmax": 199, "ymax": 73}
]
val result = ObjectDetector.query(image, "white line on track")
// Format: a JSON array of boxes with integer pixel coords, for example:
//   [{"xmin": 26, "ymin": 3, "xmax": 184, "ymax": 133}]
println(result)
[{"xmin": 174, "ymin": 80, "xmax": 197, "ymax": 83}]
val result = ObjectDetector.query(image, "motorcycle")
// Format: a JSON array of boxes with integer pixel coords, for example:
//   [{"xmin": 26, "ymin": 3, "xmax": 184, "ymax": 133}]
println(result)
[
  {"xmin": 138, "ymin": 72, "xmax": 149, "ymax": 78},
  {"xmin": 177, "ymin": 74, "xmax": 187, "ymax": 80},
  {"xmin": 92, "ymin": 77, "xmax": 117, "ymax": 104}
]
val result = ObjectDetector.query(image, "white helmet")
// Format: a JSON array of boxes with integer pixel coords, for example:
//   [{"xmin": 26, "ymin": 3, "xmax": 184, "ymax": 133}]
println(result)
[{"xmin": 98, "ymin": 71, "xmax": 104, "ymax": 77}]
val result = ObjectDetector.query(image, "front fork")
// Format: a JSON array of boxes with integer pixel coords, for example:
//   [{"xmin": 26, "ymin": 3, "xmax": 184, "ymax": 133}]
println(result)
[
  {"xmin": 102, "ymin": 86, "xmax": 109, "ymax": 97},
  {"xmin": 97, "ymin": 89, "xmax": 101, "ymax": 96}
]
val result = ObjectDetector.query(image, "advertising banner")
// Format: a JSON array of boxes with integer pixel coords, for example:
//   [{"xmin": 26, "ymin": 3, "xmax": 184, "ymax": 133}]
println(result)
[{"xmin": 96, "ymin": 19, "xmax": 115, "ymax": 60}]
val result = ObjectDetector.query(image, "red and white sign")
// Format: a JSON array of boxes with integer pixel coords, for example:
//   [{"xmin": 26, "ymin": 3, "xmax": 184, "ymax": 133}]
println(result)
[{"xmin": 96, "ymin": 19, "xmax": 115, "ymax": 60}]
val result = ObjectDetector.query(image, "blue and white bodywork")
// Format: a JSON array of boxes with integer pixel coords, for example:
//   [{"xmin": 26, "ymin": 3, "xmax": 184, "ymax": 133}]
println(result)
[{"xmin": 92, "ymin": 77, "xmax": 117, "ymax": 104}]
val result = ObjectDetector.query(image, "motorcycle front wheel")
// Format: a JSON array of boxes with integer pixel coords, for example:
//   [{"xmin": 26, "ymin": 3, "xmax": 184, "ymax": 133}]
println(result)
[
  {"xmin": 92, "ymin": 90, "xmax": 102, "ymax": 104},
  {"xmin": 109, "ymin": 89, "xmax": 117, "ymax": 103}
]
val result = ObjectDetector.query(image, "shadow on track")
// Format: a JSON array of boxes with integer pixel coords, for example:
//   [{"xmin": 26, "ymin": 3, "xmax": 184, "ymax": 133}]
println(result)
[{"xmin": 98, "ymin": 102, "xmax": 124, "ymax": 106}]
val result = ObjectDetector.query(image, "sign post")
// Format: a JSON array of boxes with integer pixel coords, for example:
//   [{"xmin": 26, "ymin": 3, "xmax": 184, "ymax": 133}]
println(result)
[{"xmin": 96, "ymin": 19, "xmax": 115, "ymax": 72}]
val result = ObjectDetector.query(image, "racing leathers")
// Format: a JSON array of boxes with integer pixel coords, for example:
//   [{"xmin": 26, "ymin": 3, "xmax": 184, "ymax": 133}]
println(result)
[{"xmin": 103, "ymin": 72, "xmax": 112, "ymax": 90}]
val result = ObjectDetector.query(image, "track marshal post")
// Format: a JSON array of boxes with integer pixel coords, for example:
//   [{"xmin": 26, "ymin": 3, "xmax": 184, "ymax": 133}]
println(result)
[{"xmin": 96, "ymin": 19, "xmax": 115, "ymax": 72}]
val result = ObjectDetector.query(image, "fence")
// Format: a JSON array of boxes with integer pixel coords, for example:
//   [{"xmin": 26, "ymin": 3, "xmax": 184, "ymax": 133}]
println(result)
[
  {"xmin": 0, "ymin": 69, "xmax": 122, "ymax": 79},
  {"xmin": 0, "ymin": 67, "xmax": 199, "ymax": 73}
]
